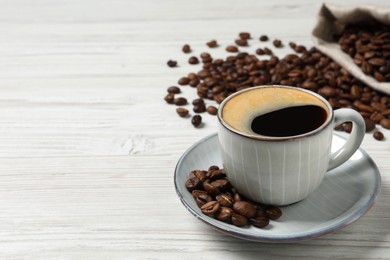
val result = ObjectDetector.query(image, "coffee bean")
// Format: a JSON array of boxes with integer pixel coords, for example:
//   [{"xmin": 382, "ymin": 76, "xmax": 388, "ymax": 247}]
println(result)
[
  {"xmin": 263, "ymin": 47, "xmax": 273, "ymax": 55},
  {"xmin": 255, "ymin": 48, "xmax": 265, "ymax": 55},
  {"xmin": 189, "ymin": 56, "xmax": 199, "ymax": 65},
  {"xmin": 182, "ymin": 44, "xmax": 191, "ymax": 53},
  {"xmin": 193, "ymin": 192, "xmax": 213, "ymax": 208},
  {"xmin": 259, "ymin": 35, "xmax": 269, "ymax": 41},
  {"xmin": 239, "ymin": 32, "xmax": 251, "ymax": 39},
  {"xmin": 190, "ymin": 170, "xmax": 208, "ymax": 182},
  {"xmin": 216, "ymin": 193, "xmax": 234, "ymax": 207},
  {"xmin": 203, "ymin": 180, "xmax": 221, "ymax": 197},
  {"xmin": 174, "ymin": 97, "xmax": 187, "ymax": 106},
  {"xmin": 192, "ymin": 98, "xmax": 204, "ymax": 106},
  {"xmin": 273, "ymin": 39, "xmax": 282, "ymax": 48},
  {"xmin": 164, "ymin": 93, "xmax": 174, "ymax": 104},
  {"xmin": 191, "ymin": 115, "xmax": 202, "ymax": 127},
  {"xmin": 167, "ymin": 60, "xmax": 177, "ymax": 67},
  {"xmin": 250, "ymin": 215, "xmax": 270, "ymax": 228},
  {"xmin": 226, "ymin": 45, "xmax": 239, "ymax": 53},
  {"xmin": 233, "ymin": 201, "xmax": 256, "ymax": 218},
  {"xmin": 178, "ymin": 77, "xmax": 190, "ymax": 85},
  {"xmin": 215, "ymin": 207, "xmax": 233, "ymax": 222},
  {"xmin": 365, "ymin": 118, "xmax": 376, "ymax": 132},
  {"xmin": 231, "ymin": 213, "xmax": 248, "ymax": 227},
  {"xmin": 200, "ymin": 201, "xmax": 220, "ymax": 215},
  {"xmin": 289, "ymin": 41, "xmax": 297, "ymax": 49},
  {"xmin": 167, "ymin": 86, "xmax": 181, "ymax": 94},
  {"xmin": 373, "ymin": 131, "xmax": 384, "ymax": 140},
  {"xmin": 193, "ymin": 103, "xmax": 206, "ymax": 113},
  {"xmin": 206, "ymin": 105, "xmax": 218, "ymax": 115},
  {"xmin": 380, "ymin": 118, "xmax": 390, "ymax": 129},
  {"xmin": 185, "ymin": 176, "xmax": 201, "ymax": 192},
  {"xmin": 176, "ymin": 107, "xmax": 189, "ymax": 117},
  {"xmin": 265, "ymin": 206, "xmax": 282, "ymax": 220},
  {"xmin": 207, "ymin": 40, "xmax": 218, "ymax": 48},
  {"xmin": 207, "ymin": 169, "xmax": 226, "ymax": 181},
  {"xmin": 235, "ymin": 38, "xmax": 248, "ymax": 46},
  {"xmin": 208, "ymin": 165, "xmax": 219, "ymax": 171}
]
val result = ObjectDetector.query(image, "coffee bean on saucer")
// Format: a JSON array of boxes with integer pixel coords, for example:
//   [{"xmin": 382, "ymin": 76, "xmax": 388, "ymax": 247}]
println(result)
[
  {"xmin": 250, "ymin": 215, "xmax": 269, "ymax": 228},
  {"xmin": 231, "ymin": 213, "xmax": 248, "ymax": 227},
  {"xmin": 185, "ymin": 176, "xmax": 201, "ymax": 192},
  {"xmin": 265, "ymin": 206, "xmax": 282, "ymax": 220},
  {"xmin": 215, "ymin": 207, "xmax": 233, "ymax": 222},
  {"xmin": 200, "ymin": 201, "xmax": 220, "ymax": 215},
  {"xmin": 233, "ymin": 201, "xmax": 256, "ymax": 218},
  {"xmin": 191, "ymin": 115, "xmax": 202, "ymax": 127},
  {"xmin": 216, "ymin": 193, "xmax": 234, "ymax": 207}
]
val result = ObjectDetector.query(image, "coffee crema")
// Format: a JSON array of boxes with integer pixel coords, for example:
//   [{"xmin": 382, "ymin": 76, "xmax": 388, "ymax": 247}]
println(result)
[{"xmin": 221, "ymin": 87, "xmax": 329, "ymax": 137}]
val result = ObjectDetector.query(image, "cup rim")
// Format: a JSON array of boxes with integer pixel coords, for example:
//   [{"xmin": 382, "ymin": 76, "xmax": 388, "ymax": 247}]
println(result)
[{"xmin": 217, "ymin": 85, "xmax": 334, "ymax": 141}]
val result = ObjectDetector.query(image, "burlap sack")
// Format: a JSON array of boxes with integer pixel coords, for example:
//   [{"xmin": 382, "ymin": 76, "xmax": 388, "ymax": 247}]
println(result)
[{"xmin": 312, "ymin": 3, "xmax": 390, "ymax": 95}]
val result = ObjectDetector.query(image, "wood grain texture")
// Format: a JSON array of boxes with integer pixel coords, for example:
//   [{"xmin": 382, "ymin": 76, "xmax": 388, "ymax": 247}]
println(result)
[{"xmin": 0, "ymin": 0, "xmax": 389, "ymax": 259}]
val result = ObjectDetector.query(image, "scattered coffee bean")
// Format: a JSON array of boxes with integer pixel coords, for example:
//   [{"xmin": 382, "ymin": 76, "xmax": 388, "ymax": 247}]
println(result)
[
  {"xmin": 235, "ymin": 38, "xmax": 248, "ymax": 46},
  {"xmin": 167, "ymin": 86, "xmax": 181, "ymax": 94},
  {"xmin": 192, "ymin": 98, "xmax": 205, "ymax": 106},
  {"xmin": 186, "ymin": 166, "xmax": 282, "ymax": 229},
  {"xmin": 373, "ymin": 131, "xmax": 384, "ymax": 140},
  {"xmin": 206, "ymin": 105, "xmax": 218, "ymax": 115},
  {"xmin": 256, "ymin": 48, "xmax": 265, "ymax": 55},
  {"xmin": 273, "ymin": 39, "xmax": 282, "ymax": 48},
  {"xmin": 189, "ymin": 56, "xmax": 199, "ymax": 65},
  {"xmin": 207, "ymin": 40, "xmax": 218, "ymax": 48},
  {"xmin": 226, "ymin": 45, "xmax": 239, "ymax": 53},
  {"xmin": 164, "ymin": 93, "xmax": 174, "ymax": 104},
  {"xmin": 182, "ymin": 44, "xmax": 191, "ymax": 53},
  {"xmin": 178, "ymin": 77, "xmax": 190, "ymax": 86},
  {"xmin": 263, "ymin": 47, "xmax": 273, "ymax": 55},
  {"xmin": 239, "ymin": 32, "xmax": 251, "ymax": 39},
  {"xmin": 193, "ymin": 103, "xmax": 206, "ymax": 113},
  {"xmin": 167, "ymin": 60, "xmax": 177, "ymax": 67},
  {"xmin": 176, "ymin": 107, "xmax": 189, "ymax": 117},
  {"xmin": 191, "ymin": 115, "xmax": 202, "ymax": 127},
  {"xmin": 259, "ymin": 35, "xmax": 269, "ymax": 41},
  {"xmin": 380, "ymin": 118, "xmax": 390, "ymax": 129},
  {"xmin": 174, "ymin": 97, "xmax": 187, "ymax": 106}
]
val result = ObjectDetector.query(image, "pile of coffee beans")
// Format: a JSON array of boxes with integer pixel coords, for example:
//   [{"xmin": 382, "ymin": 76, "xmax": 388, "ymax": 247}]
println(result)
[
  {"xmin": 165, "ymin": 31, "xmax": 390, "ymax": 140},
  {"xmin": 185, "ymin": 165, "xmax": 282, "ymax": 228},
  {"xmin": 336, "ymin": 21, "xmax": 390, "ymax": 82}
]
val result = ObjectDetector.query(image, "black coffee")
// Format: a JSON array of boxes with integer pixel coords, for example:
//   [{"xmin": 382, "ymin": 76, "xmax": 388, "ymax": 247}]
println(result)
[{"xmin": 251, "ymin": 105, "xmax": 327, "ymax": 137}]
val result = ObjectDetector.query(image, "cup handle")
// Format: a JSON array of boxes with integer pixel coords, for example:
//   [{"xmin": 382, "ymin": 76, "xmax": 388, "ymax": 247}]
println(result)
[{"xmin": 327, "ymin": 108, "xmax": 366, "ymax": 171}]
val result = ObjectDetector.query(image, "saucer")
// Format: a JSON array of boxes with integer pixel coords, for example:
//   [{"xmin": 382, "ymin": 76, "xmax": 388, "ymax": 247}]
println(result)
[{"xmin": 174, "ymin": 133, "xmax": 381, "ymax": 243}]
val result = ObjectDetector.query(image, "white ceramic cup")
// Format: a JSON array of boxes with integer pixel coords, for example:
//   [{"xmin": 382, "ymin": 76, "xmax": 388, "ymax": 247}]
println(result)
[{"xmin": 217, "ymin": 85, "xmax": 365, "ymax": 206}]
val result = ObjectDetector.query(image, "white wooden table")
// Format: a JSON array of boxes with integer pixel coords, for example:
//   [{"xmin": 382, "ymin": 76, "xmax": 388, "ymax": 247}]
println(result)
[{"xmin": 0, "ymin": 0, "xmax": 389, "ymax": 259}]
